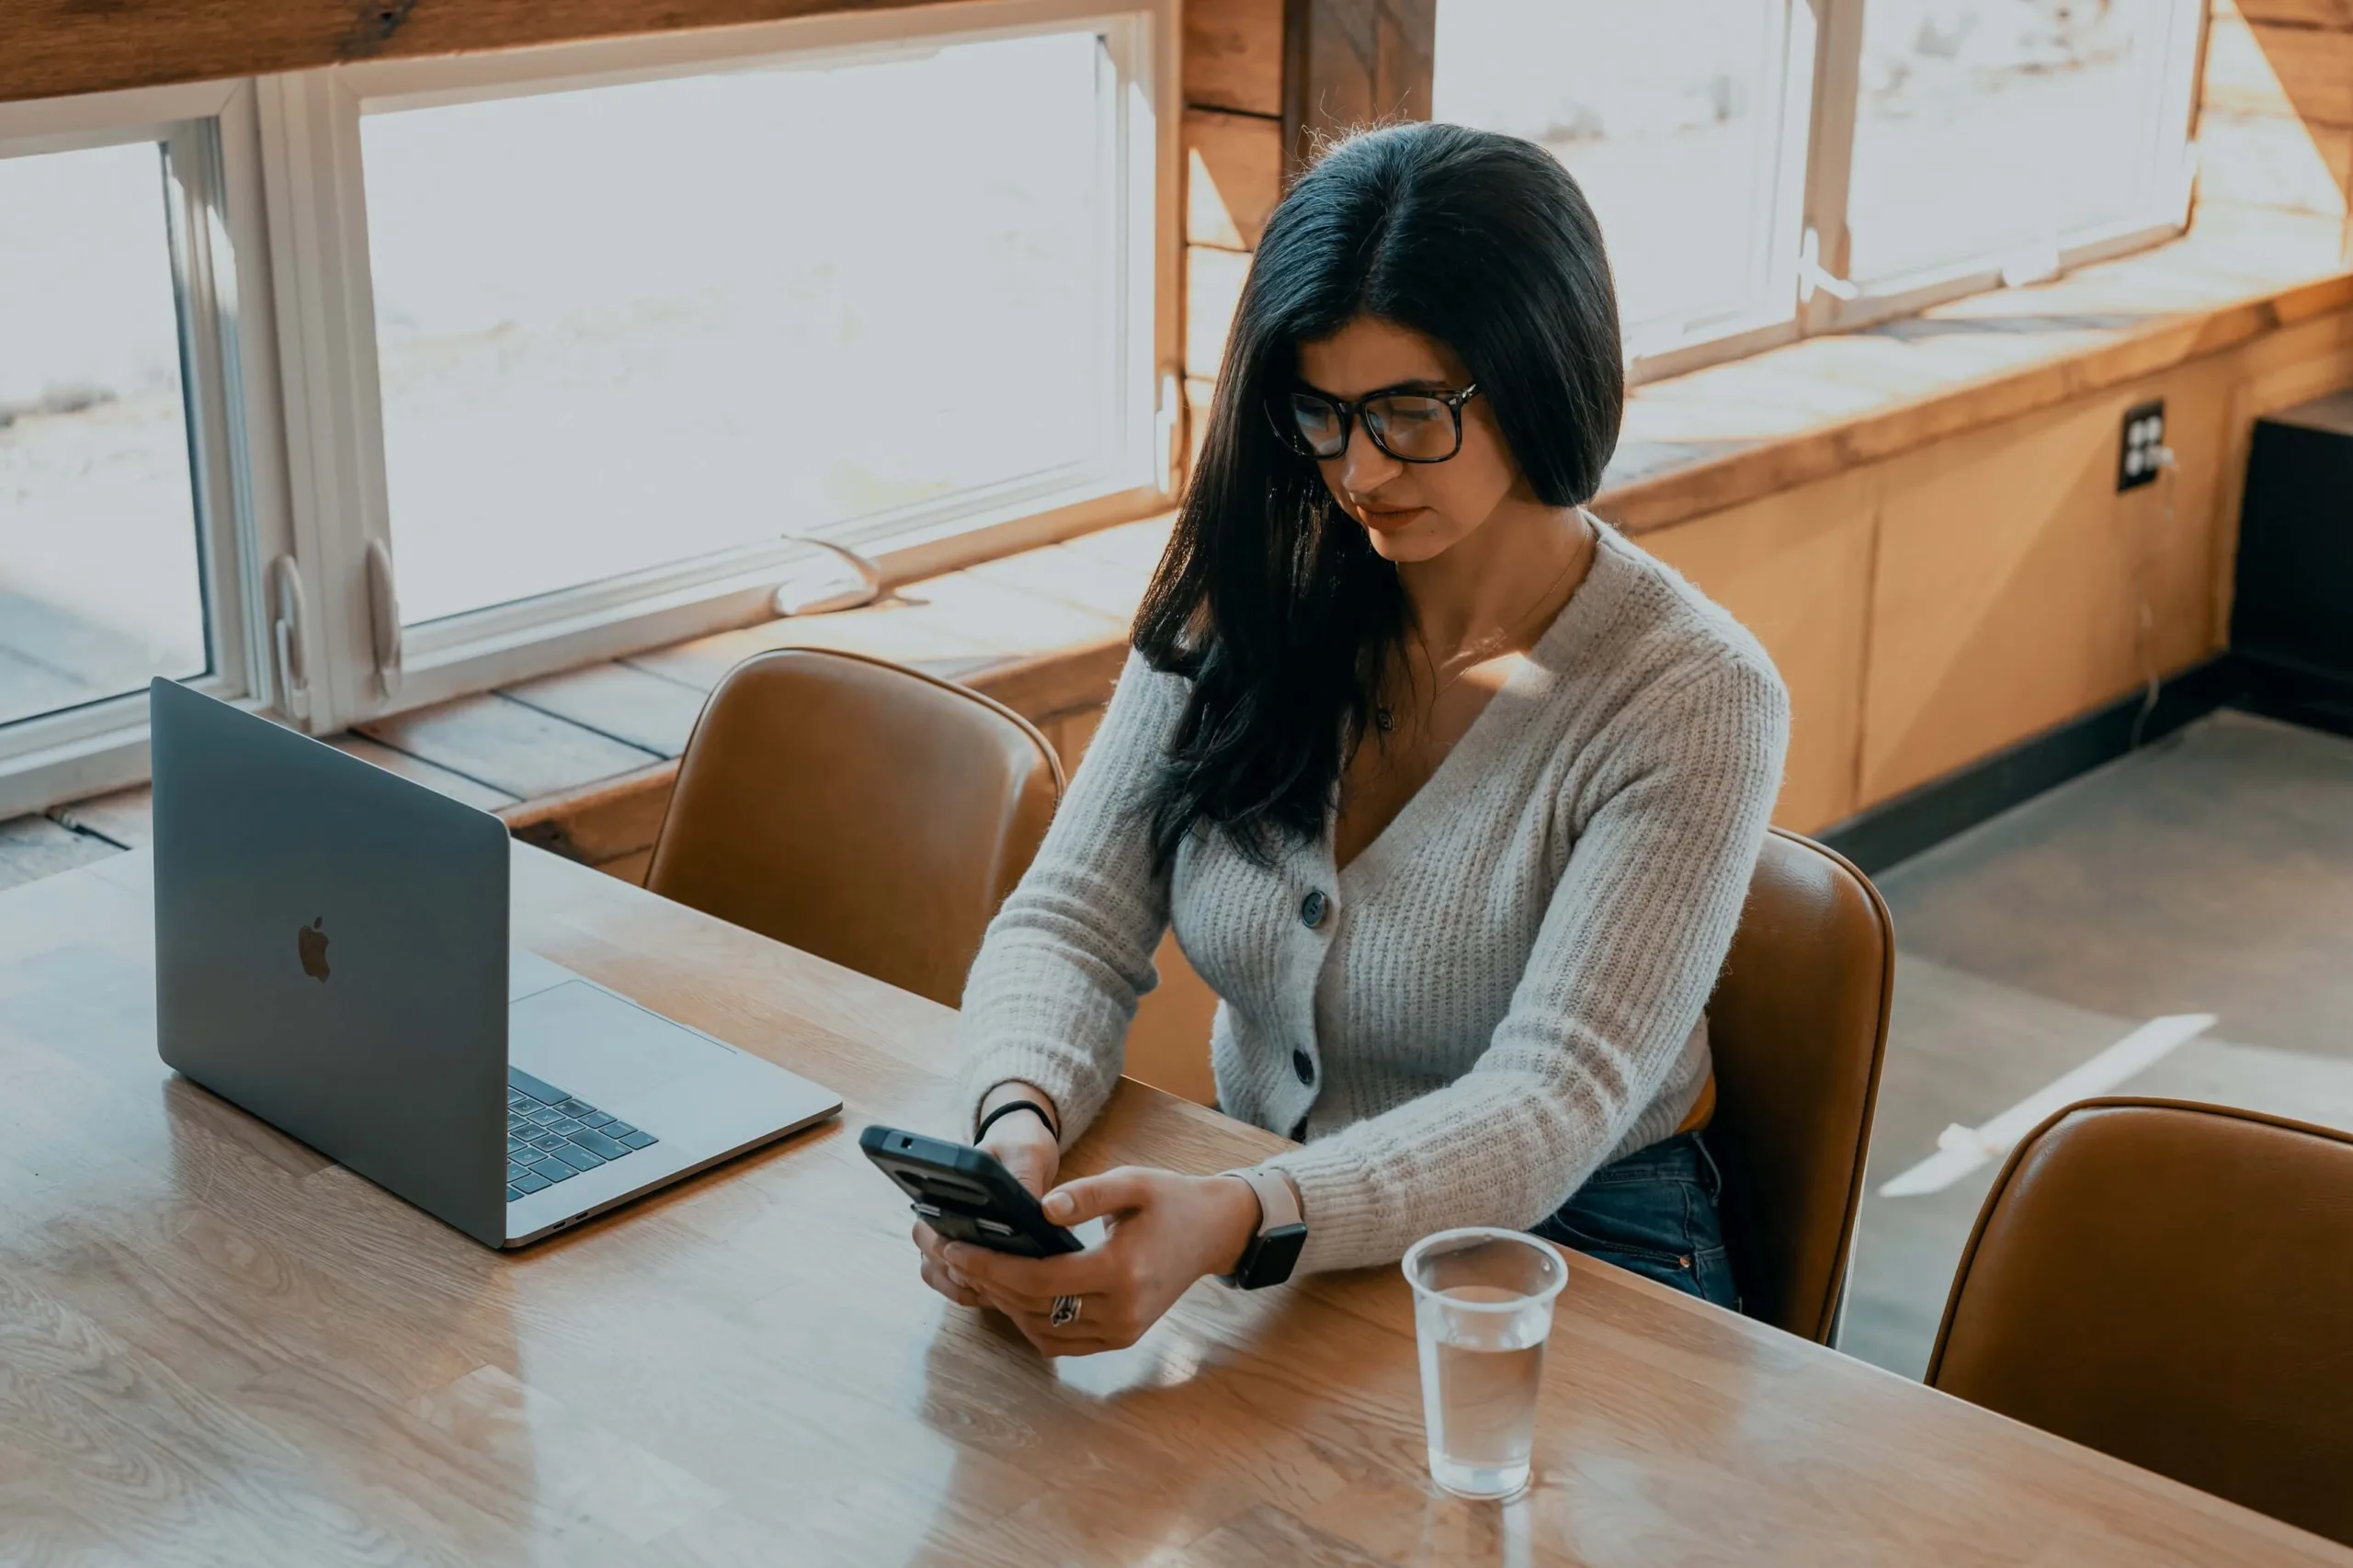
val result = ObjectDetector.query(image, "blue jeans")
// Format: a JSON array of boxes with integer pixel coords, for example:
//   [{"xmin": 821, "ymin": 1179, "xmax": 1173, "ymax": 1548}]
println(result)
[{"xmin": 1532, "ymin": 1132, "xmax": 1739, "ymax": 1311}]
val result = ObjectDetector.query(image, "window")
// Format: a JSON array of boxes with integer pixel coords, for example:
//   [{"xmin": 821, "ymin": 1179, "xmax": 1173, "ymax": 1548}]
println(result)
[
  {"xmin": 1845, "ymin": 0, "xmax": 2201, "ymax": 287},
  {"xmin": 0, "ymin": 86, "xmax": 270, "ymax": 815},
  {"xmin": 0, "ymin": 1, "xmax": 1174, "ymax": 812},
  {"xmin": 1433, "ymin": 2, "xmax": 1811, "ymax": 359},
  {"xmin": 0, "ymin": 140, "xmax": 207, "ymax": 729},
  {"xmin": 360, "ymin": 29, "xmax": 1133, "ymax": 629},
  {"xmin": 1433, "ymin": 0, "xmax": 2200, "ymax": 376},
  {"xmin": 271, "ymin": 2, "xmax": 1171, "ymax": 717}
]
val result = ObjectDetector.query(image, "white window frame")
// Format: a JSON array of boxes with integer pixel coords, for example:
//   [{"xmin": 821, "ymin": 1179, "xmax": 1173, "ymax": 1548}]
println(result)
[
  {"xmin": 1801, "ymin": 0, "xmax": 2205, "ymax": 339},
  {"xmin": 0, "ymin": 80, "xmax": 294, "ymax": 818},
  {"xmin": 258, "ymin": 0, "xmax": 1179, "ymax": 730},
  {"xmin": 1598, "ymin": 0, "xmax": 2206, "ymax": 388},
  {"xmin": 0, "ymin": 0, "xmax": 1175, "ymax": 807},
  {"xmin": 1615, "ymin": 0, "xmax": 1820, "ymax": 383}
]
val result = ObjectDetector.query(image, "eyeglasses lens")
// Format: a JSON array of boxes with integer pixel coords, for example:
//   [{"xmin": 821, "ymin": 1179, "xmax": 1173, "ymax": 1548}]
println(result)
[
  {"xmin": 1288, "ymin": 394, "xmax": 1347, "ymax": 458},
  {"xmin": 1364, "ymin": 395, "xmax": 1457, "ymax": 460}
]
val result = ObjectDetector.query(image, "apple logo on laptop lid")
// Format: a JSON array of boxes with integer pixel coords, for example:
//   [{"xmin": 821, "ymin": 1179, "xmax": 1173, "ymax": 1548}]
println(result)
[{"xmin": 298, "ymin": 917, "xmax": 330, "ymax": 983}]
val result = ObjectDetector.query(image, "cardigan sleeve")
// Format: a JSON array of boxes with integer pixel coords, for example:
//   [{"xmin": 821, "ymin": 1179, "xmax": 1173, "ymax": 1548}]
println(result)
[
  {"xmin": 1258, "ymin": 653, "xmax": 1790, "ymax": 1275},
  {"xmin": 954, "ymin": 648, "xmax": 1188, "ymax": 1146}
]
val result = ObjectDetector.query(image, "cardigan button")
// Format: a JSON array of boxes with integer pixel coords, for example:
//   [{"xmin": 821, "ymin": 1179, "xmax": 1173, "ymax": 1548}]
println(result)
[
  {"xmin": 1291, "ymin": 1050, "xmax": 1315, "ymax": 1085},
  {"xmin": 1300, "ymin": 889, "xmax": 1329, "ymax": 929}
]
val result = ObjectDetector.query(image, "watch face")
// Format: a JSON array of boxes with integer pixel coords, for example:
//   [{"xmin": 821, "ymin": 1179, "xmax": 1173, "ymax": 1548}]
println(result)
[{"xmin": 1243, "ymin": 1221, "xmax": 1309, "ymax": 1290}]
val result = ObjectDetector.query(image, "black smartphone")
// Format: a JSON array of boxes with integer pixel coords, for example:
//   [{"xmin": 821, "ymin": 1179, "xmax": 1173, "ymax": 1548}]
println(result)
[{"xmin": 860, "ymin": 1123, "xmax": 1083, "ymax": 1257}]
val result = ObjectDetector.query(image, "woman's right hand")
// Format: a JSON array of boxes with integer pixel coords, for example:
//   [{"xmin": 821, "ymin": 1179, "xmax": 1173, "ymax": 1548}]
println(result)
[
  {"xmin": 978, "ymin": 1107, "xmax": 1060, "ymax": 1201},
  {"xmin": 914, "ymin": 1092, "xmax": 1061, "ymax": 1309}
]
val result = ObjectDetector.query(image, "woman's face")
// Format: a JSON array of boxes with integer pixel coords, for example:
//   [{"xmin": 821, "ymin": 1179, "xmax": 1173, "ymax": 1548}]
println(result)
[{"xmin": 1292, "ymin": 316, "xmax": 1529, "ymax": 565}]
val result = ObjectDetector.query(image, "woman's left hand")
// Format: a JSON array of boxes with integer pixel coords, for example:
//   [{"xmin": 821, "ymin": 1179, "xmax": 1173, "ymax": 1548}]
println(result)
[{"xmin": 930, "ymin": 1165, "xmax": 1262, "ymax": 1357}]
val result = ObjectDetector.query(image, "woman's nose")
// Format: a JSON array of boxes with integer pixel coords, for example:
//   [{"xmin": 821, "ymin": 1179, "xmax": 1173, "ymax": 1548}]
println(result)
[{"xmin": 1335, "ymin": 436, "xmax": 1402, "ymax": 496}]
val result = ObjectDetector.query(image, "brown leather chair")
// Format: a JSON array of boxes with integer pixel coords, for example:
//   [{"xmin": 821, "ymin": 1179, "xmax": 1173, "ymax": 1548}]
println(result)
[
  {"xmin": 1928, "ymin": 1098, "xmax": 2353, "ymax": 1546},
  {"xmin": 645, "ymin": 648, "xmax": 1063, "ymax": 1006},
  {"xmin": 1704, "ymin": 828, "xmax": 1893, "ymax": 1344}
]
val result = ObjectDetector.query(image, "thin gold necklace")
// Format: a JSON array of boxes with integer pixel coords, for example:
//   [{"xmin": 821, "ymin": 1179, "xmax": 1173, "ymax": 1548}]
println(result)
[{"xmin": 1373, "ymin": 538, "xmax": 1586, "ymax": 734}]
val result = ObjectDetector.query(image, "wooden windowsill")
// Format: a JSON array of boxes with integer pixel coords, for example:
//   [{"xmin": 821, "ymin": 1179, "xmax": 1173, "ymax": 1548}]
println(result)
[
  {"xmin": 1594, "ymin": 207, "xmax": 2353, "ymax": 534},
  {"xmin": 390, "ymin": 516, "xmax": 1172, "ymax": 872},
  {"xmin": 6, "ymin": 518, "xmax": 1168, "ymax": 890}
]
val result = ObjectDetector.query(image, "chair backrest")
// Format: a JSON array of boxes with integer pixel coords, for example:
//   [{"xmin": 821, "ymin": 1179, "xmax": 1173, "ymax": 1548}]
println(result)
[
  {"xmin": 1928, "ymin": 1098, "xmax": 2353, "ymax": 1546},
  {"xmin": 646, "ymin": 648, "xmax": 1063, "ymax": 1006},
  {"xmin": 1705, "ymin": 828, "xmax": 1893, "ymax": 1344}
]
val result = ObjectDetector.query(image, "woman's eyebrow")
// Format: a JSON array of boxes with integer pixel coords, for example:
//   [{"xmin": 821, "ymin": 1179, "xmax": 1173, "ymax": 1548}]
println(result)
[{"xmin": 1295, "ymin": 375, "xmax": 1455, "ymax": 399}]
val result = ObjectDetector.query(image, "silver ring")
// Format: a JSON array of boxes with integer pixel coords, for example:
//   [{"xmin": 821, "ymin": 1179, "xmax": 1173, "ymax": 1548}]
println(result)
[{"xmin": 1050, "ymin": 1294, "xmax": 1082, "ymax": 1327}]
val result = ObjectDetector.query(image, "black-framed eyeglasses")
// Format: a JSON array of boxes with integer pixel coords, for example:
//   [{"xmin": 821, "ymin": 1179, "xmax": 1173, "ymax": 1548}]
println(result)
[{"xmin": 1270, "ymin": 382, "xmax": 1482, "ymax": 464}]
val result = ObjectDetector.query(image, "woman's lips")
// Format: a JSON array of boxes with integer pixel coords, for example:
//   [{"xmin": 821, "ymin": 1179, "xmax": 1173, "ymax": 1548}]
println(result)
[{"xmin": 1356, "ymin": 504, "xmax": 1426, "ymax": 532}]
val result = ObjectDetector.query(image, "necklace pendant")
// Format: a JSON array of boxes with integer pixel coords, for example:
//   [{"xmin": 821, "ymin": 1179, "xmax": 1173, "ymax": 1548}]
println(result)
[{"xmin": 1374, "ymin": 706, "xmax": 1394, "ymax": 733}]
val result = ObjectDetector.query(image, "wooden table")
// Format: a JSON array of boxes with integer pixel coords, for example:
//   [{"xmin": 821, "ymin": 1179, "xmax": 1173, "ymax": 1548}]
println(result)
[{"xmin": 1, "ymin": 846, "xmax": 2344, "ymax": 1567}]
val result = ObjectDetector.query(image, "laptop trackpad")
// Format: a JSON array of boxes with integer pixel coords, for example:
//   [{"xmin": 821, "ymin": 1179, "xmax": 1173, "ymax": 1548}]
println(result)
[{"xmin": 508, "ymin": 981, "xmax": 735, "ymax": 1104}]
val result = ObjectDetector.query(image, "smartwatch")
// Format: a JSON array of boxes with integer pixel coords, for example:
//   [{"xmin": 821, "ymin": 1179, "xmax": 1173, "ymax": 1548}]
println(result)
[{"xmin": 1217, "ymin": 1166, "xmax": 1308, "ymax": 1290}]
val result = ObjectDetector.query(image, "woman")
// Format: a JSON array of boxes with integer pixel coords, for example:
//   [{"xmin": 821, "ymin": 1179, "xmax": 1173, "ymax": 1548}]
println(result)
[{"xmin": 914, "ymin": 122, "xmax": 1788, "ymax": 1355}]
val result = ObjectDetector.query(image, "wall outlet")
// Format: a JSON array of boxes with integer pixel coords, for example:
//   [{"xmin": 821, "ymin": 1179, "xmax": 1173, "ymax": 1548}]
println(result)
[{"xmin": 2120, "ymin": 400, "xmax": 2165, "ymax": 492}]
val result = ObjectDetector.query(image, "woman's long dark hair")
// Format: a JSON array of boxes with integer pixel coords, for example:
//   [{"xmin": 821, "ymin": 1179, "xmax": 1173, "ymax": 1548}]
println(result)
[{"xmin": 1134, "ymin": 121, "xmax": 1625, "ymax": 869}]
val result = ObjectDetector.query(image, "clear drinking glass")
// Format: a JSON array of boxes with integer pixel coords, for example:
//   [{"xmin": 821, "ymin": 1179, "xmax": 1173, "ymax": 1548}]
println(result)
[{"xmin": 1403, "ymin": 1227, "xmax": 1568, "ymax": 1501}]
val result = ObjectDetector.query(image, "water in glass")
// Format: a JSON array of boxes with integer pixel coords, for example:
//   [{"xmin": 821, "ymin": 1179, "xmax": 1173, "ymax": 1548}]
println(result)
[{"xmin": 1404, "ymin": 1228, "xmax": 1568, "ymax": 1501}]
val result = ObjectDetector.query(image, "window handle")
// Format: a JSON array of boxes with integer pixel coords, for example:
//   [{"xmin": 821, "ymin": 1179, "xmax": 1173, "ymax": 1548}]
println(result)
[
  {"xmin": 267, "ymin": 554, "xmax": 313, "ymax": 724},
  {"xmin": 364, "ymin": 539, "xmax": 403, "ymax": 700},
  {"xmin": 773, "ymin": 536, "xmax": 883, "ymax": 618},
  {"xmin": 1799, "ymin": 227, "xmax": 1859, "ymax": 304}
]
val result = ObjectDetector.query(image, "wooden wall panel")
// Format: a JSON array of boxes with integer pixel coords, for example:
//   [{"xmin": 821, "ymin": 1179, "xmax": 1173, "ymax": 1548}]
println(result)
[
  {"xmin": 1039, "ymin": 707, "xmax": 1217, "ymax": 1107},
  {"xmin": 1185, "ymin": 0, "xmax": 1285, "ymax": 119},
  {"xmin": 2204, "ymin": 8, "xmax": 2302, "ymax": 120},
  {"xmin": 1041, "ymin": 704, "xmax": 1105, "ymax": 775},
  {"xmin": 1185, "ymin": 246, "xmax": 1251, "ymax": 381},
  {"xmin": 1371, "ymin": 2, "xmax": 1433, "ymax": 122},
  {"xmin": 1863, "ymin": 408, "xmax": 2126, "ymax": 803},
  {"xmin": 597, "ymin": 847, "xmax": 654, "ymax": 886},
  {"xmin": 1186, "ymin": 107, "xmax": 1285, "ymax": 250},
  {"xmin": 2237, "ymin": 0, "xmax": 2353, "ymax": 23},
  {"xmin": 1858, "ymin": 359, "xmax": 2240, "ymax": 806},
  {"xmin": 2219, "ymin": 22, "xmax": 2353, "ymax": 126},
  {"xmin": 2143, "ymin": 355, "xmax": 2240, "ymax": 668},
  {"xmin": 2198, "ymin": 0, "xmax": 2353, "ymax": 244},
  {"xmin": 2237, "ymin": 0, "xmax": 2353, "ymax": 21},
  {"xmin": 1126, "ymin": 933, "xmax": 1222, "ymax": 1105},
  {"xmin": 1282, "ymin": 0, "xmax": 1434, "ymax": 169},
  {"xmin": 1185, "ymin": 376, "xmax": 1221, "ymax": 471},
  {"xmin": 2197, "ymin": 110, "xmax": 2353, "ymax": 216},
  {"xmin": 0, "ymin": 0, "xmax": 944, "ymax": 106},
  {"xmin": 1180, "ymin": 0, "xmax": 1283, "ymax": 493},
  {"xmin": 1294, "ymin": 0, "xmax": 1379, "ymax": 155},
  {"xmin": 1634, "ymin": 472, "xmax": 1879, "ymax": 835}
]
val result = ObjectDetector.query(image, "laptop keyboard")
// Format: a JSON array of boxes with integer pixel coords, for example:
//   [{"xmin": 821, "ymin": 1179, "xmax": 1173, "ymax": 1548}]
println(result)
[{"xmin": 506, "ymin": 1065, "xmax": 659, "ymax": 1202}]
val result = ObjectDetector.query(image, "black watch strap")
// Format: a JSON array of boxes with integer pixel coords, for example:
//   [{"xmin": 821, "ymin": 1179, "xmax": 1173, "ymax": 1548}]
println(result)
[
  {"xmin": 975, "ymin": 1098, "xmax": 1056, "ymax": 1142},
  {"xmin": 1219, "ymin": 1167, "xmax": 1308, "ymax": 1290}
]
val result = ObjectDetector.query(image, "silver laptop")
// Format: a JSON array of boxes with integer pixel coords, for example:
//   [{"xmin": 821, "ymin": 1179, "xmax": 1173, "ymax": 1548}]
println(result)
[{"xmin": 148, "ymin": 678, "xmax": 840, "ymax": 1247}]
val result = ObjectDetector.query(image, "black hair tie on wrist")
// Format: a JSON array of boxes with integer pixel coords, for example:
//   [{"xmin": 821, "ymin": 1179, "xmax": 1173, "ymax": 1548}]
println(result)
[{"xmin": 975, "ymin": 1099, "xmax": 1056, "ymax": 1143}]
